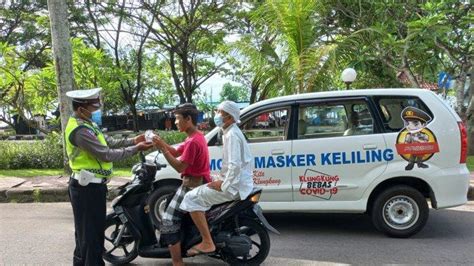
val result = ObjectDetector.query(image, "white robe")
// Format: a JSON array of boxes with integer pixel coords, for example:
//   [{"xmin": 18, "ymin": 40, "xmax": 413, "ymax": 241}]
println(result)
[{"xmin": 180, "ymin": 123, "xmax": 254, "ymax": 212}]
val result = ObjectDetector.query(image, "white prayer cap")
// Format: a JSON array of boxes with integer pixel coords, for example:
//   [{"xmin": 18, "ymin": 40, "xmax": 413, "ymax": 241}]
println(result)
[
  {"xmin": 66, "ymin": 88, "xmax": 101, "ymax": 101},
  {"xmin": 218, "ymin": 100, "xmax": 241, "ymax": 123}
]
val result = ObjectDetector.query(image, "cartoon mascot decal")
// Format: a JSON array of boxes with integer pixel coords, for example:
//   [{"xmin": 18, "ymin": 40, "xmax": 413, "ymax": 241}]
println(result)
[{"xmin": 395, "ymin": 107, "xmax": 440, "ymax": 171}]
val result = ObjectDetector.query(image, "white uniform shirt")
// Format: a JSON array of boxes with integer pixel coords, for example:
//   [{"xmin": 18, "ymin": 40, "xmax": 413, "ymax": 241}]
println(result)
[{"xmin": 220, "ymin": 123, "xmax": 254, "ymax": 200}]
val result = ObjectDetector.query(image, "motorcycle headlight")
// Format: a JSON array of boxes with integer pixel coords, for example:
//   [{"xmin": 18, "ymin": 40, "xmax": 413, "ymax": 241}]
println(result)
[{"xmin": 111, "ymin": 195, "xmax": 123, "ymax": 207}]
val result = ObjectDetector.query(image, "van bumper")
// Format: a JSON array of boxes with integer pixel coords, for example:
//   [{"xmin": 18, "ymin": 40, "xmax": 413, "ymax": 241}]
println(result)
[{"xmin": 430, "ymin": 166, "xmax": 470, "ymax": 209}]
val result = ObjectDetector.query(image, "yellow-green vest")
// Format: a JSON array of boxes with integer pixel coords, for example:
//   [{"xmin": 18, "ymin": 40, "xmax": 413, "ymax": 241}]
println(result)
[{"xmin": 65, "ymin": 117, "xmax": 113, "ymax": 178}]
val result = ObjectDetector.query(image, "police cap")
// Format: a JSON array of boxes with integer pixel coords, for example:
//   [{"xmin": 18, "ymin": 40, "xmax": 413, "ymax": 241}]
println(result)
[
  {"xmin": 66, "ymin": 88, "xmax": 101, "ymax": 107},
  {"xmin": 401, "ymin": 107, "xmax": 431, "ymax": 123}
]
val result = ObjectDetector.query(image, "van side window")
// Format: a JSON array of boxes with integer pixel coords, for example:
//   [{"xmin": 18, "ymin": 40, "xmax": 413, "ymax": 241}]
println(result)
[
  {"xmin": 374, "ymin": 97, "xmax": 433, "ymax": 132},
  {"xmin": 298, "ymin": 100, "xmax": 374, "ymax": 139},
  {"xmin": 240, "ymin": 108, "xmax": 289, "ymax": 143}
]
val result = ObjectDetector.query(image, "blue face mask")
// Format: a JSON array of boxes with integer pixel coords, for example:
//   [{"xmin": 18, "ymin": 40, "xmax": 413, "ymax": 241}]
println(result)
[
  {"xmin": 214, "ymin": 114, "xmax": 224, "ymax": 127},
  {"xmin": 91, "ymin": 109, "xmax": 102, "ymax": 126}
]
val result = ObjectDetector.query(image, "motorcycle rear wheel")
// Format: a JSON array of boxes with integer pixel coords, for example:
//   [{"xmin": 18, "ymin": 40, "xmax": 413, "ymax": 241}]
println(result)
[
  {"xmin": 223, "ymin": 218, "xmax": 271, "ymax": 265},
  {"xmin": 103, "ymin": 213, "xmax": 138, "ymax": 265}
]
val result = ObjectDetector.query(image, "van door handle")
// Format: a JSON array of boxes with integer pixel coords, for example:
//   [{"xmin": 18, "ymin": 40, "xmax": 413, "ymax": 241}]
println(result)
[
  {"xmin": 363, "ymin": 144, "xmax": 377, "ymax": 150},
  {"xmin": 271, "ymin": 149, "xmax": 285, "ymax": 155}
]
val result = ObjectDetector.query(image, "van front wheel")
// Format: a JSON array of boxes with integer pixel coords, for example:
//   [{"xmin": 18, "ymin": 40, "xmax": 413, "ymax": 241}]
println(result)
[
  {"xmin": 148, "ymin": 185, "xmax": 179, "ymax": 227},
  {"xmin": 371, "ymin": 185, "xmax": 428, "ymax": 238}
]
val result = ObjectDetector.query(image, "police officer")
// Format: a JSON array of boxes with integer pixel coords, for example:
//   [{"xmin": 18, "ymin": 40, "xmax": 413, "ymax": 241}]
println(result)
[
  {"xmin": 65, "ymin": 88, "xmax": 153, "ymax": 265},
  {"xmin": 401, "ymin": 106, "xmax": 431, "ymax": 170}
]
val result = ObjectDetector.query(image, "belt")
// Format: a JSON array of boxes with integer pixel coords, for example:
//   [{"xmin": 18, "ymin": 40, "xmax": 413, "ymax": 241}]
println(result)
[{"xmin": 72, "ymin": 172, "xmax": 109, "ymax": 184}]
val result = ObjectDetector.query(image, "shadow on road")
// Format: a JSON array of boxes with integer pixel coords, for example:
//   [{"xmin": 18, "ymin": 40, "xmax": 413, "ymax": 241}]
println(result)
[{"xmin": 262, "ymin": 209, "xmax": 474, "ymax": 264}]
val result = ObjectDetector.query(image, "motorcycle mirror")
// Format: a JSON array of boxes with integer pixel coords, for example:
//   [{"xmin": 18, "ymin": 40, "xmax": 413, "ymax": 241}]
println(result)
[{"xmin": 139, "ymin": 151, "xmax": 146, "ymax": 163}]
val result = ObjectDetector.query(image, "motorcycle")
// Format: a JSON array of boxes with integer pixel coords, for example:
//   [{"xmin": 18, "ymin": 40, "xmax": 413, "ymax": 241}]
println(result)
[{"xmin": 103, "ymin": 152, "xmax": 279, "ymax": 265}]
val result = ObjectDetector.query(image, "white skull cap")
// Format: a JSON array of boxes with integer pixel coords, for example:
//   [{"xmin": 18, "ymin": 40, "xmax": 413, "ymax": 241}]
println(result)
[{"xmin": 218, "ymin": 100, "xmax": 241, "ymax": 123}]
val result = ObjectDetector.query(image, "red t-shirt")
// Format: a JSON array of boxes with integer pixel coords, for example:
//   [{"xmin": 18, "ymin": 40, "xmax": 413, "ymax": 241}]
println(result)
[{"xmin": 176, "ymin": 131, "xmax": 211, "ymax": 183}]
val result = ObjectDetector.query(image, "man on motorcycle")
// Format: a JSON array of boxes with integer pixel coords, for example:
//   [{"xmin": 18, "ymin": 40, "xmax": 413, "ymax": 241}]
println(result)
[
  {"xmin": 152, "ymin": 103, "xmax": 211, "ymax": 266},
  {"xmin": 179, "ymin": 100, "xmax": 254, "ymax": 256}
]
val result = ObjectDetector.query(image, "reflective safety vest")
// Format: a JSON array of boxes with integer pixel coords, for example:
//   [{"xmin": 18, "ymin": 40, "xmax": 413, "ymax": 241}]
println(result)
[{"xmin": 65, "ymin": 117, "xmax": 113, "ymax": 178}]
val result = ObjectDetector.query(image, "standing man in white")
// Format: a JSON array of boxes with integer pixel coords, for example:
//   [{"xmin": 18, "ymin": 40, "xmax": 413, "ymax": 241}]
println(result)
[{"xmin": 179, "ymin": 100, "xmax": 254, "ymax": 256}]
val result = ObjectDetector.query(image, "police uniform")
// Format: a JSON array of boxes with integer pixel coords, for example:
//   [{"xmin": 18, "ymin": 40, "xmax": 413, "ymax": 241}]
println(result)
[
  {"xmin": 66, "ymin": 88, "xmax": 139, "ymax": 266},
  {"xmin": 402, "ymin": 107, "xmax": 431, "ymax": 171}
]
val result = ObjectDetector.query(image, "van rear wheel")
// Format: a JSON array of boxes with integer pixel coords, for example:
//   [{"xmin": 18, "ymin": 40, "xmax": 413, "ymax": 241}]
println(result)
[{"xmin": 371, "ymin": 185, "xmax": 428, "ymax": 238}]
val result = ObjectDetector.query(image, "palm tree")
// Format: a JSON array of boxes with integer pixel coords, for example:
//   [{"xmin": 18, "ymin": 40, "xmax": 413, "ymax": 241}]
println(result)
[{"xmin": 255, "ymin": 0, "xmax": 337, "ymax": 94}]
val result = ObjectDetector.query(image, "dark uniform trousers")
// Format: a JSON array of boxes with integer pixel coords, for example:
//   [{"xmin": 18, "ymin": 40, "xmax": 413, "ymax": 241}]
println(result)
[{"xmin": 68, "ymin": 178, "xmax": 107, "ymax": 266}]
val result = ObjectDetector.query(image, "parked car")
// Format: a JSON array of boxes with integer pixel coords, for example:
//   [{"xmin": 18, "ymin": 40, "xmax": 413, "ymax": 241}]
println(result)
[{"xmin": 146, "ymin": 89, "xmax": 470, "ymax": 238}]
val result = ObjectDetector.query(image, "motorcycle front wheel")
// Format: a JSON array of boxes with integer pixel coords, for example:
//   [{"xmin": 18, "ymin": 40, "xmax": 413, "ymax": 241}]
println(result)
[
  {"xmin": 103, "ymin": 213, "xmax": 138, "ymax": 265},
  {"xmin": 223, "ymin": 218, "xmax": 271, "ymax": 265}
]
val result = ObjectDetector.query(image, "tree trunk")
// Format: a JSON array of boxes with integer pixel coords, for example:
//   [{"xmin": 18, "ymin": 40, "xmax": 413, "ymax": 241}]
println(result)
[
  {"xmin": 47, "ymin": 0, "xmax": 74, "ymax": 172},
  {"xmin": 465, "ymin": 65, "xmax": 474, "ymax": 155},
  {"xmin": 467, "ymin": 95, "xmax": 474, "ymax": 155},
  {"xmin": 169, "ymin": 51, "xmax": 186, "ymax": 103},
  {"xmin": 456, "ymin": 73, "xmax": 467, "ymax": 115},
  {"xmin": 130, "ymin": 104, "xmax": 139, "ymax": 132},
  {"xmin": 185, "ymin": 89, "xmax": 193, "ymax": 103},
  {"xmin": 249, "ymin": 79, "xmax": 260, "ymax": 104},
  {"xmin": 402, "ymin": 68, "xmax": 420, "ymax": 88},
  {"xmin": 180, "ymin": 54, "xmax": 193, "ymax": 103}
]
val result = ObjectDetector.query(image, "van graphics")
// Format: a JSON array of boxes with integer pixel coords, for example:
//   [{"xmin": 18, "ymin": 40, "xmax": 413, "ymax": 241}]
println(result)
[
  {"xmin": 299, "ymin": 169, "xmax": 339, "ymax": 200},
  {"xmin": 209, "ymin": 149, "xmax": 394, "ymax": 171},
  {"xmin": 395, "ymin": 107, "xmax": 439, "ymax": 171},
  {"xmin": 253, "ymin": 170, "xmax": 281, "ymax": 186}
]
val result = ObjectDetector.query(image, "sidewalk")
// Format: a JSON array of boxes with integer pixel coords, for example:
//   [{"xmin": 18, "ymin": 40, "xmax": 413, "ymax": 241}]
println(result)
[
  {"xmin": 0, "ymin": 174, "xmax": 473, "ymax": 203},
  {"xmin": 0, "ymin": 175, "xmax": 131, "ymax": 203}
]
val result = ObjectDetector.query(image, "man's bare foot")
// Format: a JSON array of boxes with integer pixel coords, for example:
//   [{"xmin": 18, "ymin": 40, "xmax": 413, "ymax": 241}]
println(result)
[{"xmin": 186, "ymin": 242, "xmax": 216, "ymax": 256}]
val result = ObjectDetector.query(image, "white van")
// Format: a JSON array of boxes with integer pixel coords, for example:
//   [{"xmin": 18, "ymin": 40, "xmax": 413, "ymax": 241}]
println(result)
[{"xmin": 146, "ymin": 89, "xmax": 470, "ymax": 237}]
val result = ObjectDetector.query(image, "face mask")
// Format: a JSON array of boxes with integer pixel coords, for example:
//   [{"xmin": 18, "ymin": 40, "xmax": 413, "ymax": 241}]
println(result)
[
  {"xmin": 214, "ymin": 114, "xmax": 224, "ymax": 127},
  {"xmin": 91, "ymin": 109, "xmax": 102, "ymax": 126}
]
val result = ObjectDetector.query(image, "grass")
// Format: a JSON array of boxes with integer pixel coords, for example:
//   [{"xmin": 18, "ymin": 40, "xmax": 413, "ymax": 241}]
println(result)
[
  {"xmin": 467, "ymin": 156, "xmax": 474, "ymax": 172},
  {"xmin": 0, "ymin": 169, "xmax": 64, "ymax": 177},
  {"xmin": 0, "ymin": 168, "xmax": 133, "ymax": 178}
]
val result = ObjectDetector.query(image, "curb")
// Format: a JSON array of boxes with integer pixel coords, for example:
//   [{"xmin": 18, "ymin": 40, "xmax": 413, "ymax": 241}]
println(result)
[
  {"xmin": 0, "ymin": 189, "xmax": 8, "ymax": 202},
  {"xmin": 0, "ymin": 186, "xmax": 123, "ymax": 203},
  {"xmin": 0, "ymin": 180, "xmax": 472, "ymax": 203}
]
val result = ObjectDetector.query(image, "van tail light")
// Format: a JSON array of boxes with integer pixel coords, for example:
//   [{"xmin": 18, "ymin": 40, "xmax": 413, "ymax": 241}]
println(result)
[{"xmin": 458, "ymin": 121, "xmax": 468, "ymax": 163}]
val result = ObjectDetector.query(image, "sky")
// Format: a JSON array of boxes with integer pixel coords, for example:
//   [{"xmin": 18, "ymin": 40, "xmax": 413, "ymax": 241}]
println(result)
[
  {"xmin": 199, "ymin": 73, "xmax": 242, "ymax": 103},
  {"xmin": 199, "ymin": 33, "xmax": 243, "ymax": 102}
]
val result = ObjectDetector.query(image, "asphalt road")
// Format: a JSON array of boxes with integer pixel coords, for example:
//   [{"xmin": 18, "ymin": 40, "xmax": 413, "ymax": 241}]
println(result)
[{"xmin": 1, "ymin": 202, "xmax": 473, "ymax": 265}]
